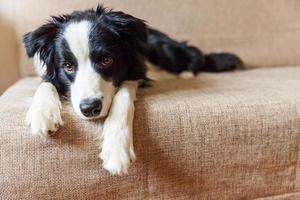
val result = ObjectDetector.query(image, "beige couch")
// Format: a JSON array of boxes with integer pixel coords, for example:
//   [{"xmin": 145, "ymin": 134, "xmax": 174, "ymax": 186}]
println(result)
[{"xmin": 1, "ymin": 1, "xmax": 300, "ymax": 199}]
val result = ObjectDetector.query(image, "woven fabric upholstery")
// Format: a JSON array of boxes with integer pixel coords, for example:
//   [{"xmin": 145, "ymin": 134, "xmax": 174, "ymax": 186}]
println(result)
[{"xmin": 1, "ymin": 66, "xmax": 300, "ymax": 199}]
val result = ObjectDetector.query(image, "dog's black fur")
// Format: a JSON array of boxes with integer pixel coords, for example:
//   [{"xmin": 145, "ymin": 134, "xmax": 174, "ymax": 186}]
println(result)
[
  {"xmin": 147, "ymin": 28, "xmax": 243, "ymax": 74},
  {"xmin": 24, "ymin": 5, "xmax": 243, "ymax": 95}
]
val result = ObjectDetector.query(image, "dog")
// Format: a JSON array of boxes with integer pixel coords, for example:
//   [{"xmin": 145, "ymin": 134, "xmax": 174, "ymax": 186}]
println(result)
[{"xmin": 24, "ymin": 5, "xmax": 243, "ymax": 175}]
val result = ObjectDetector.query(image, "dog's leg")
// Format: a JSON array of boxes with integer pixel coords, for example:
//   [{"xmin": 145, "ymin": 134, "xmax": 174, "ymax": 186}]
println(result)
[
  {"xmin": 26, "ymin": 82, "xmax": 63, "ymax": 137},
  {"xmin": 100, "ymin": 81, "xmax": 138, "ymax": 175}
]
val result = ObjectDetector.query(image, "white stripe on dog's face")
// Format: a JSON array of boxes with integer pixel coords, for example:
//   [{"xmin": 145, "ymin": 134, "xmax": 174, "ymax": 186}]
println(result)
[{"xmin": 64, "ymin": 21, "xmax": 116, "ymax": 119}]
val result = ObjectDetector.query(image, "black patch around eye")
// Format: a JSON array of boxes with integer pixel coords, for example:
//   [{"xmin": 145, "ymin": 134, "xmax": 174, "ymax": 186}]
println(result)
[
  {"xmin": 58, "ymin": 67, "xmax": 76, "ymax": 83},
  {"xmin": 90, "ymin": 50, "xmax": 114, "ymax": 71},
  {"xmin": 89, "ymin": 55, "xmax": 123, "ymax": 86},
  {"xmin": 54, "ymin": 38, "xmax": 78, "ymax": 83},
  {"xmin": 61, "ymin": 60, "xmax": 77, "ymax": 82},
  {"xmin": 63, "ymin": 69, "xmax": 77, "ymax": 82}
]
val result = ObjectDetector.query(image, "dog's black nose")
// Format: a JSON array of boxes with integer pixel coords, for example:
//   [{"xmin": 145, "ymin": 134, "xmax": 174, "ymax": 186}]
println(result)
[{"xmin": 79, "ymin": 98, "xmax": 102, "ymax": 118}]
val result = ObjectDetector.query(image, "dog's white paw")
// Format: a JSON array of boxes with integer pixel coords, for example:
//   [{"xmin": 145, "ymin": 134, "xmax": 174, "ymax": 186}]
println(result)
[
  {"xmin": 100, "ymin": 124, "xmax": 136, "ymax": 175},
  {"xmin": 26, "ymin": 103, "xmax": 63, "ymax": 137},
  {"xmin": 178, "ymin": 71, "xmax": 194, "ymax": 79}
]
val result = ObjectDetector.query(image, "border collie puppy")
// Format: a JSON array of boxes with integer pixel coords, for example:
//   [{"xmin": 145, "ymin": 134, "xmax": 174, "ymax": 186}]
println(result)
[{"xmin": 24, "ymin": 5, "xmax": 243, "ymax": 175}]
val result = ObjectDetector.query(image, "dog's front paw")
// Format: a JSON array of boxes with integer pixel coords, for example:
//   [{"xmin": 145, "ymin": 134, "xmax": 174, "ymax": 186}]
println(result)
[
  {"xmin": 100, "ymin": 124, "xmax": 136, "ymax": 175},
  {"xmin": 26, "ymin": 103, "xmax": 63, "ymax": 137}
]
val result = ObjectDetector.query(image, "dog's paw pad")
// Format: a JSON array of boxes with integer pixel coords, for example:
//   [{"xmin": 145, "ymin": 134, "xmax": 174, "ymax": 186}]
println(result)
[{"xmin": 178, "ymin": 71, "xmax": 195, "ymax": 79}]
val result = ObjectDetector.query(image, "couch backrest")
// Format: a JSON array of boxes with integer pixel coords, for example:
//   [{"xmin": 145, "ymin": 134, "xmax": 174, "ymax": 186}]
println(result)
[{"xmin": 6, "ymin": 0, "xmax": 300, "ymax": 76}]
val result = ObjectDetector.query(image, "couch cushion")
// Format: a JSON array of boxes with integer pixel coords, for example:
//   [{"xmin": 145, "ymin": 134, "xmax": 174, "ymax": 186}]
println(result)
[
  {"xmin": 5, "ymin": 0, "xmax": 300, "ymax": 76},
  {"xmin": 1, "ymin": 66, "xmax": 300, "ymax": 199}
]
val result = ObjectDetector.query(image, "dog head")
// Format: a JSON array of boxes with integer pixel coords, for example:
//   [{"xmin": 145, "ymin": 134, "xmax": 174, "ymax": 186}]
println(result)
[{"xmin": 24, "ymin": 6, "xmax": 147, "ymax": 119}]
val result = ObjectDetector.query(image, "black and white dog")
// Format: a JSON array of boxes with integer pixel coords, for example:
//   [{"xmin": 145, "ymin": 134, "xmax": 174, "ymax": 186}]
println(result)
[{"xmin": 24, "ymin": 6, "xmax": 243, "ymax": 175}]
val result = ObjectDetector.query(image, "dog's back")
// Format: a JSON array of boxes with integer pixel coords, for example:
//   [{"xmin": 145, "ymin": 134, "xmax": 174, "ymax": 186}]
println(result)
[{"xmin": 146, "ymin": 28, "xmax": 244, "ymax": 76}]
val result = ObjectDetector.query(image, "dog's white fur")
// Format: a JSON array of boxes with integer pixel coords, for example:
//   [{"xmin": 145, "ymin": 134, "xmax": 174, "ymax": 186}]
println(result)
[
  {"xmin": 33, "ymin": 53, "xmax": 47, "ymax": 77},
  {"xmin": 100, "ymin": 81, "xmax": 138, "ymax": 175},
  {"xmin": 64, "ymin": 21, "xmax": 116, "ymax": 119}
]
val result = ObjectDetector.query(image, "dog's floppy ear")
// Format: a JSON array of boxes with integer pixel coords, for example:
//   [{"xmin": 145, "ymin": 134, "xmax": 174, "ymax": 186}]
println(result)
[
  {"xmin": 23, "ymin": 16, "xmax": 67, "ymax": 79},
  {"xmin": 24, "ymin": 23, "xmax": 57, "ymax": 58}
]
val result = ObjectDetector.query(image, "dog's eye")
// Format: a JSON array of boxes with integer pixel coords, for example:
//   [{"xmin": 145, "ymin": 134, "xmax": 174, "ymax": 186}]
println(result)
[
  {"xmin": 99, "ymin": 57, "xmax": 113, "ymax": 69},
  {"xmin": 64, "ymin": 63, "xmax": 75, "ymax": 74},
  {"xmin": 63, "ymin": 63, "xmax": 75, "ymax": 73}
]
